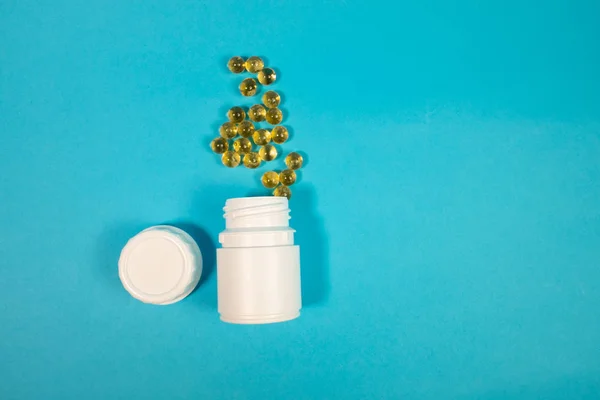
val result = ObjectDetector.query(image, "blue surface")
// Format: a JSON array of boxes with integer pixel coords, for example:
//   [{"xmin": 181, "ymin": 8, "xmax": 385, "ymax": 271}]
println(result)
[{"xmin": 1, "ymin": 1, "xmax": 600, "ymax": 399}]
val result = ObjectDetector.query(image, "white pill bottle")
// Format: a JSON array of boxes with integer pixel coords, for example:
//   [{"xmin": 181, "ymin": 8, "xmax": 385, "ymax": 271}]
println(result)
[{"xmin": 217, "ymin": 196, "xmax": 301, "ymax": 324}]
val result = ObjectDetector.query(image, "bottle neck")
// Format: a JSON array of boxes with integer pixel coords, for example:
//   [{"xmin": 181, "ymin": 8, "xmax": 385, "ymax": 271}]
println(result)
[{"xmin": 220, "ymin": 197, "xmax": 295, "ymax": 248}]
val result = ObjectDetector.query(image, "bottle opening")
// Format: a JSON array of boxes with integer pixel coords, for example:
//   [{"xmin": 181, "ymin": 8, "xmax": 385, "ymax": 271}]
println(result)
[{"xmin": 223, "ymin": 196, "xmax": 290, "ymax": 229}]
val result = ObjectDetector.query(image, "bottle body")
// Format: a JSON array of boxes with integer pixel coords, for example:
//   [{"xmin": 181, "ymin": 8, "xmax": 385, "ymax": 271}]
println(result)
[{"xmin": 217, "ymin": 197, "xmax": 301, "ymax": 324}]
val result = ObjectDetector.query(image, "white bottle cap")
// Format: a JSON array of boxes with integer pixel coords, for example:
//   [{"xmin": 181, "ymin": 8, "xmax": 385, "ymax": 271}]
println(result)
[{"xmin": 118, "ymin": 225, "xmax": 202, "ymax": 305}]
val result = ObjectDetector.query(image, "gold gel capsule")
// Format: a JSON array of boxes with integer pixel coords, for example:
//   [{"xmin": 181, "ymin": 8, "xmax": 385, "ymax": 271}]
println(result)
[
  {"xmin": 259, "ymin": 144, "xmax": 277, "ymax": 161},
  {"xmin": 238, "ymin": 120, "xmax": 254, "ymax": 138},
  {"xmin": 265, "ymin": 108, "xmax": 283, "ymax": 125},
  {"xmin": 227, "ymin": 56, "xmax": 245, "ymax": 73},
  {"xmin": 261, "ymin": 171, "xmax": 280, "ymax": 189},
  {"xmin": 279, "ymin": 169, "xmax": 296, "ymax": 186},
  {"xmin": 274, "ymin": 185, "xmax": 292, "ymax": 200},
  {"xmin": 262, "ymin": 90, "xmax": 281, "ymax": 108},
  {"xmin": 210, "ymin": 137, "xmax": 229, "ymax": 154},
  {"xmin": 271, "ymin": 126, "xmax": 289, "ymax": 144},
  {"xmin": 285, "ymin": 152, "xmax": 303, "ymax": 170},
  {"xmin": 227, "ymin": 106, "xmax": 245, "ymax": 123},
  {"xmin": 252, "ymin": 129, "xmax": 271, "ymax": 145},
  {"xmin": 219, "ymin": 122, "xmax": 238, "ymax": 139},
  {"xmin": 233, "ymin": 137, "xmax": 252, "ymax": 154},
  {"xmin": 248, "ymin": 104, "xmax": 266, "ymax": 122},
  {"xmin": 243, "ymin": 152, "xmax": 261, "ymax": 169},
  {"xmin": 239, "ymin": 78, "xmax": 257, "ymax": 96},
  {"xmin": 257, "ymin": 68, "xmax": 276, "ymax": 85},
  {"xmin": 245, "ymin": 56, "xmax": 264, "ymax": 73},
  {"xmin": 221, "ymin": 151, "xmax": 241, "ymax": 168}
]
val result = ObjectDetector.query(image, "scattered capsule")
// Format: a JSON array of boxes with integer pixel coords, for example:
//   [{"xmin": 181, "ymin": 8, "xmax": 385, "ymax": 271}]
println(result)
[
  {"xmin": 262, "ymin": 90, "xmax": 281, "ymax": 108},
  {"xmin": 285, "ymin": 152, "xmax": 303, "ymax": 170},
  {"xmin": 257, "ymin": 68, "xmax": 277, "ymax": 85},
  {"xmin": 238, "ymin": 120, "xmax": 254, "ymax": 138},
  {"xmin": 261, "ymin": 171, "xmax": 280, "ymax": 189},
  {"xmin": 279, "ymin": 169, "xmax": 296, "ymax": 186},
  {"xmin": 239, "ymin": 78, "xmax": 258, "ymax": 96},
  {"xmin": 259, "ymin": 144, "xmax": 277, "ymax": 161},
  {"xmin": 227, "ymin": 106, "xmax": 245, "ymax": 123},
  {"xmin": 271, "ymin": 126, "xmax": 289, "ymax": 144},
  {"xmin": 274, "ymin": 185, "xmax": 292, "ymax": 200},
  {"xmin": 227, "ymin": 56, "xmax": 245, "ymax": 73},
  {"xmin": 245, "ymin": 56, "xmax": 264, "ymax": 73},
  {"xmin": 210, "ymin": 137, "xmax": 229, "ymax": 154},
  {"xmin": 248, "ymin": 104, "xmax": 266, "ymax": 122},
  {"xmin": 252, "ymin": 129, "xmax": 271, "ymax": 145},
  {"xmin": 233, "ymin": 137, "xmax": 252, "ymax": 154},
  {"xmin": 265, "ymin": 108, "xmax": 283, "ymax": 125},
  {"xmin": 219, "ymin": 122, "xmax": 238, "ymax": 139},
  {"xmin": 221, "ymin": 151, "xmax": 241, "ymax": 168},
  {"xmin": 243, "ymin": 152, "xmax": 261, "ymax": 169}
]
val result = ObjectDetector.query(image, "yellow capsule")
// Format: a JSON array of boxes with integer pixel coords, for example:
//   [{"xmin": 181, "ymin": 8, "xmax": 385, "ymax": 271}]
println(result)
[
  {"xmin": 238, "ymin": 120, "xmax": 254, "ymax": 138},
  {"xmin": 259, "ymin": 144, "xmax": 277, "ymax": 161},
  {"xmin": 271, "ymin": 126, "xmax": 289, "ymax": 144},
  {"xmin": 239, "ymin": 78, "xmax": 257, "ymax": 97},
  {"xmin": 285, "ymin": 152, "xmax": 303, "ymax": 170},
  {"xmin": 233, "ymin": 137, "xmax": 252, "ymax": 154},
  {"xmin": 261, "ymin": 171, "xmax": 280, "ymax": 189},
  {"xmin": 210, "ymin": 137, "xmax": 229, "ymax": 154},
  {"xmin": 252, "ymin": 129, "xmax": 271, "ymax": 145},
  {"xmin": 243, "ymin": 152, "xmax": 261, "ymax": 169},
  {"xmin": 265, "ymin": 108, "xmax": 283, "ymax": 125},
  {"xmin": 248, "ymin": 104, "xmax": 266, "ymax": 122},
  {"xmin": 227, "ymin": 106, "xmax": 245, "ymax": 123},
  {"xmin": 279, "ymin": 169, "xmax": 296, "ymax": 186},
  {"xmin": 262, "ymin": 90, "xmax": 281, "ymax": 108},
  {"xmin": 227, "ymin": 56, "xmax": 245, "ymax": 73},
  {"xmin": 273, "ymin": 185, "xmax": 292, "ymax": 200},
  {"xmin": 245, "ymin": 56, "xmax": 264, "ymax": 73},
  {"xmin": 221, "ymin": 151, "xmax": 241, "ymax": 168},
  {"xmin": 257, "ymin": 68, "xmax": 276, "ymax": 85},
  {"xmin": 219, "ymin": 122, "xmax": 238, "ymax": 139}
]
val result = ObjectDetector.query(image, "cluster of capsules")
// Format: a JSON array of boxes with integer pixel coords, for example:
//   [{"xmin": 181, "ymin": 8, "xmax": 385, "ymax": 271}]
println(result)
[{"xmin": 209, "ymin": 56, "xmax": 304, "ymax": 200}]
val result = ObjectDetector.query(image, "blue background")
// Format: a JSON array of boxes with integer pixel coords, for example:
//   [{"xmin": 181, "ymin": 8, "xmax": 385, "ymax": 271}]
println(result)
[{"xmin": 1, "ymin": 1, "xmax": 600, "ymax": 399}]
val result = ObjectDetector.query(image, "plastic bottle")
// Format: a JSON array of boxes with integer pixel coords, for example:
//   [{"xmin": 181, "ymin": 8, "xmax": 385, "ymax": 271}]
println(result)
[{"xmin": 217, "ymin": 197, "xmax": 301, "ymax": 324}]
